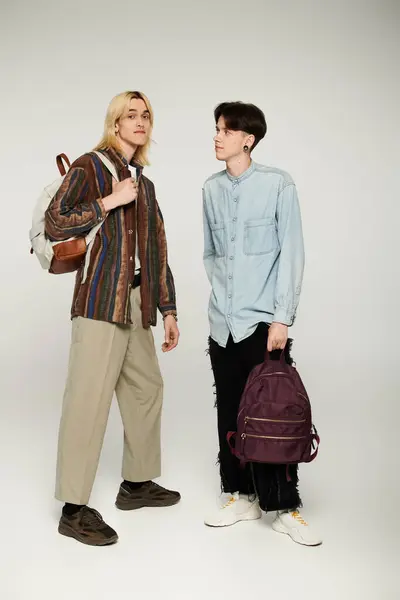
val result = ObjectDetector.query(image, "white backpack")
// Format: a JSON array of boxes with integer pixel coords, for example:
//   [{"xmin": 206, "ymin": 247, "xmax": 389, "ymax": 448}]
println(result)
[{"xmin": 29, "ymin": 151, "xmax": 119, "ymax": 281}]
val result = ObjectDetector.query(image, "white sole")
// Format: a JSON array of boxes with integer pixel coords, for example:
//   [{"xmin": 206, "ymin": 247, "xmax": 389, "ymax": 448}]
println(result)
[
  {"xmin": 205, "ymin": 509, "xmax": 262, "ymax": 528},
  {"xmin": 272, "ymin": 519, "xmax": 322, "ymax": 546}
]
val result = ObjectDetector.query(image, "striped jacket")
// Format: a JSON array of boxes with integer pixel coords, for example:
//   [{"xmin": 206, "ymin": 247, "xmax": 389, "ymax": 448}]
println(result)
[{"xmin": 45, "ymin": 147, "xmax": 177, "ymax": 327}]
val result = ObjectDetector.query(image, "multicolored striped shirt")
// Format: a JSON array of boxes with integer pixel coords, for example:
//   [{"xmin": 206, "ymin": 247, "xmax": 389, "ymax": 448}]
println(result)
[{"xmin": 45, "ymin": 147, "xmax": 177, "ymax": 327}]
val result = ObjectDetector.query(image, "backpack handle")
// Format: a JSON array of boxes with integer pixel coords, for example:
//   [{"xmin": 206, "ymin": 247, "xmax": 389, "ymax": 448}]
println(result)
[
  {"xmin": 56, "ymin": 153, "xmax": 71, "ymax": 176},
  {"xmin": 264, "ymin": 348, "xmax": 287, "ymax": 364}
]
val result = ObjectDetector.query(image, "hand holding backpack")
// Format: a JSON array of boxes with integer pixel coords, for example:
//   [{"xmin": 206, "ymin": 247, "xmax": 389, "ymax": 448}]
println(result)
[
  {"xmin": 29, "ymin": 151, "xmax": 118, "ymax": 275},
  {"xmin": 227, "ymin": 348, "xmax": 320, "ymax": 474}
]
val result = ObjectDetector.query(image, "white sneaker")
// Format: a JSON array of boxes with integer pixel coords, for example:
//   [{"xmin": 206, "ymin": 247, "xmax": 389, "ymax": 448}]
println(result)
[
  {"xmin": 272, "ymin": 510, "xmax": 322, "ymax": 546},
  {"xmin": 204, "ymin": 492, "xmax": 262, "ymax": 527}
]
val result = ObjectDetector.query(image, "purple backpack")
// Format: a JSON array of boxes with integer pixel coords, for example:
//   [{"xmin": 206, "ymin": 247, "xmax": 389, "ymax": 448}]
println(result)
[{"xmin": 228, "ymin": 350, "xmax": 319, "ymax": 472}]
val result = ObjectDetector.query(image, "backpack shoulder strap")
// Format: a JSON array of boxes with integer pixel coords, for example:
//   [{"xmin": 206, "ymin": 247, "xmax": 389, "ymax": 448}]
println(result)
[
  {"xmin": 80, "ymin": 151, "xmax": 119, "ymax": 284},
  {"xmin": 92, "ymin": 150, "xmax": 119, "ymax": 182}
]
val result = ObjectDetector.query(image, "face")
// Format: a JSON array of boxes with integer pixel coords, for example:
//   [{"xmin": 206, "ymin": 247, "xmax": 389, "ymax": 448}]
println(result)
[
  {"xmin": 116, "ymin": 98, "xmax": 151, "ymax": 148},
  {"xmin": 214, "ymin": 116, "xmax": 252, "ymax": 162}
]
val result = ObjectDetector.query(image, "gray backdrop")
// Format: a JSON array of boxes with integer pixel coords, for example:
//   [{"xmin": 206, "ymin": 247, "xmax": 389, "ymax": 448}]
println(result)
[{"xmin": 0, "ymin": 0, "xmax": 398, "ymax": 598}]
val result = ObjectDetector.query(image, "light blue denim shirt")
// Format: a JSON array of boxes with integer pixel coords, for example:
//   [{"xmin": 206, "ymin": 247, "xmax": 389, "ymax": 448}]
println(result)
[{"xmin": 203, "ymin": 161, "xmax": 305, "ymax": 347}]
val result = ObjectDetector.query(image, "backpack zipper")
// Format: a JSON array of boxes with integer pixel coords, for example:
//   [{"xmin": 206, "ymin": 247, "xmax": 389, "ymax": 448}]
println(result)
[
  {"xmin": 259, "ymin": 372, "xmax": 289, "ymax": 377},
  {"xmin": 241, "ymin": 433, "xmax": 307, "ymax": 440},
  {"xmin": 244, "ymin": 416, "xmax": 306, "ymax": 424},
  {"xmin": 238, "ymin": 376, "xmax": 309, "ymax": 421}
]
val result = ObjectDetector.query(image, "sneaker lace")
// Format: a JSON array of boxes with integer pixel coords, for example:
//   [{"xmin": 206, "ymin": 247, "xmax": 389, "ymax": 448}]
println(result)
[
  {"xmin": 82, "ymin": 507, "xmax": 104, "ymax": 526},
  {"xmin": 222, "ymin": 496, "xmax": 237, "ymax": 509},
  {"xmin": 290, "ymin": 510, "xmax": 308, "ymax": 526}
]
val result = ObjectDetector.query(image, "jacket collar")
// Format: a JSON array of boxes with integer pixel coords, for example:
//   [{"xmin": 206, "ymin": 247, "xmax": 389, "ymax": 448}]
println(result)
[{"xmin": 102, "ymin": 146, "xmax": 144, "ymax": 176}]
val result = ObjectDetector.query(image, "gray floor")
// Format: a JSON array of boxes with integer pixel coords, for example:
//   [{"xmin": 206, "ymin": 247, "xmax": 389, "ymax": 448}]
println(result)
[{"xmin": 1, "ymin": 354, "xmax": 397, "ymax": 600}]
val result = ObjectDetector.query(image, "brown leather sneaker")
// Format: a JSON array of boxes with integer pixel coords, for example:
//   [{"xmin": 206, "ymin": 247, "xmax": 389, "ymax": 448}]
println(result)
[
  {"xmin": 116, "ymin": 481, "xmax": 181, "ymax": 511},
  {"xmin": 58, "ymin": 507, "xmax": 118, "ymax": 546}
]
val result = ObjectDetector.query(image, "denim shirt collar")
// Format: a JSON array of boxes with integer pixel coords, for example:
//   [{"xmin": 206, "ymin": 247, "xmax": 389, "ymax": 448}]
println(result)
[{"xmin": 226, "ymin": 161, "xmax": 255, "ymax": 184}]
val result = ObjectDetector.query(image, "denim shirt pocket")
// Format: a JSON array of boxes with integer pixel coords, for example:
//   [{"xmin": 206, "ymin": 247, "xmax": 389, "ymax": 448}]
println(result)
[
  {"xmin": 210, "ymin": 221, "xmax": 226, "ymax": 258},
  {"xmin": 243, "ymin": 217, "xmax": 277, "ymax": 256}
]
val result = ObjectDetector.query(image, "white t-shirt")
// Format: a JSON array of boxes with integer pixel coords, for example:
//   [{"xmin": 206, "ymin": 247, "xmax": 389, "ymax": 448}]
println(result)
[{"xmin": 127, "ymin": 165, "xmax": 140, "ymax": 274}]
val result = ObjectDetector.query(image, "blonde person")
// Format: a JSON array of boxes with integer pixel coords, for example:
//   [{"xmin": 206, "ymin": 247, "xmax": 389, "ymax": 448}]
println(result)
[{"xmin": 45, "ymin": 91, "xmax": 180, "ymax": 546}]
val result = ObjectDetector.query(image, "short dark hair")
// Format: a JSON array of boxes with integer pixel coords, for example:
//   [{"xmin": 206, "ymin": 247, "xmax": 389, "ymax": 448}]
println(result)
[{"xmin": 214, "ymin": 102, "xmax": 267, "ymax": 151}]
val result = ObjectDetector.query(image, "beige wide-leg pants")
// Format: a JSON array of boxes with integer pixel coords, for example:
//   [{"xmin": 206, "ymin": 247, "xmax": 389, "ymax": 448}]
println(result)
[{"xmin": 55, "ymin": 287, "xmax": 163, "ymax": 505}]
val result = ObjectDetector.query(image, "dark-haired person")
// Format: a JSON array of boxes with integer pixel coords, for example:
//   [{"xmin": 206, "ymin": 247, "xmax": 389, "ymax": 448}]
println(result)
[{"xmin": 202, "ymin": 102, "xmax": 321, "ymax": 546}]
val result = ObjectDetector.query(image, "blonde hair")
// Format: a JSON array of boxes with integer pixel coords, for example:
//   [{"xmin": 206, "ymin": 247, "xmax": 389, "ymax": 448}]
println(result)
[{"xmin": 94, "ymin": 91, "xmax": 154, "ymax": 166}]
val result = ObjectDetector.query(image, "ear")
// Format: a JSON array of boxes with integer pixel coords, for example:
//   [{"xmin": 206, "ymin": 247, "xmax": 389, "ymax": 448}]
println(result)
[{"xmin": 246, "ymin": 134, "xmax": 255, "ymax": 150}]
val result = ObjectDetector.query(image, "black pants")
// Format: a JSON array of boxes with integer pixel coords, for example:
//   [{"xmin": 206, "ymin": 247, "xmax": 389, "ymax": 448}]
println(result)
[{"xmin": 208, "ymin": 323, "xmax": 302, "ymax": 512}]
